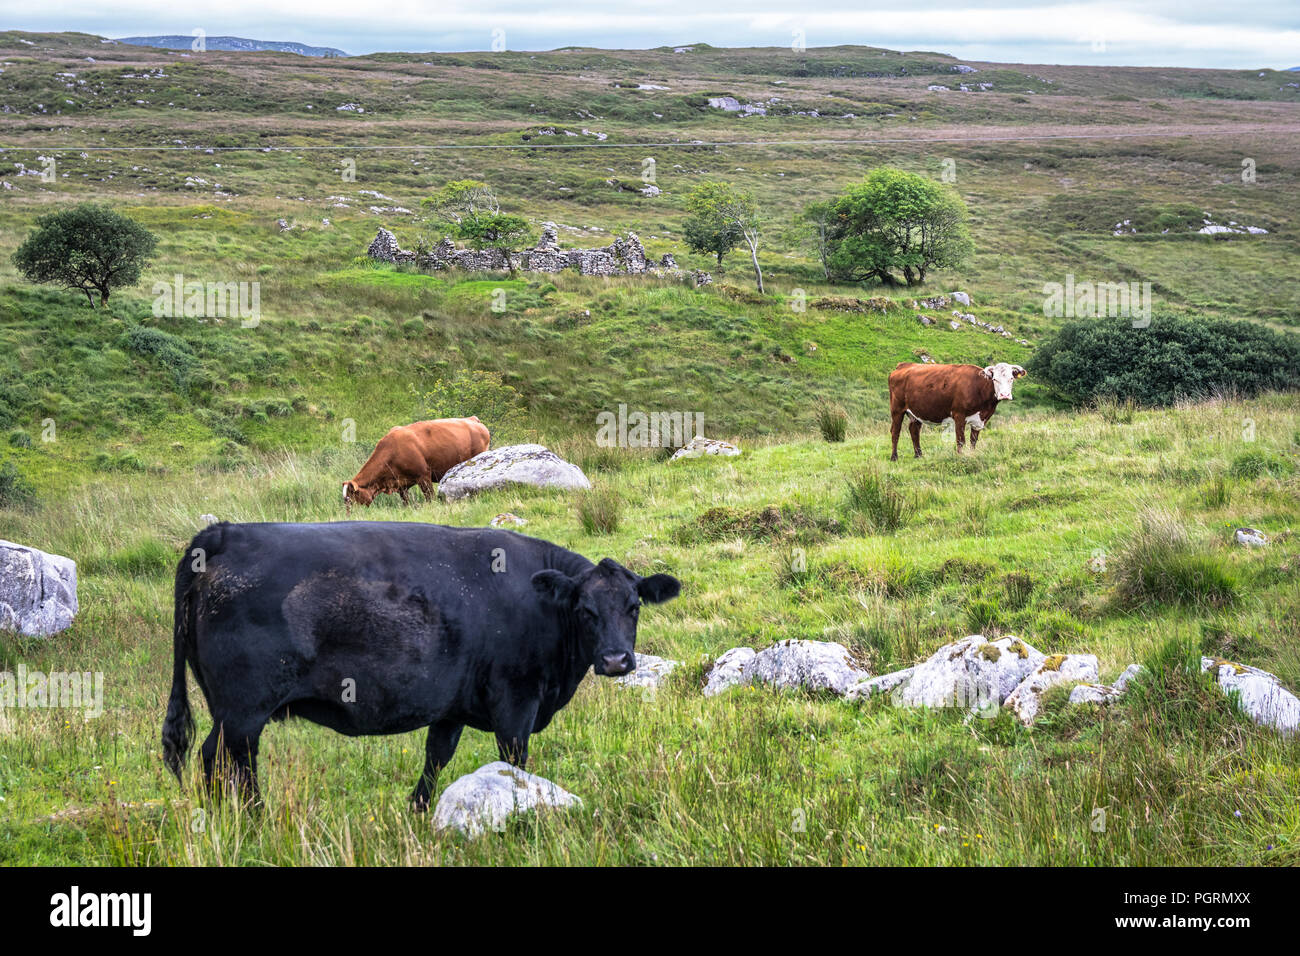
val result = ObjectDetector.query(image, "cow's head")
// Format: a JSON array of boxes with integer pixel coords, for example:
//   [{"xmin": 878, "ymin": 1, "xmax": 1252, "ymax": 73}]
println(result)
[
  {"xmin": 341, "ymin": 481, "xmax": 374, "ymax": 514},
  {"xmin": 531, "ymin": 558, "xmax": 680, "ymax": 676},
  {"xmin": 982, "ymin": 363, "xmax": 1027, "ymax": 401}
]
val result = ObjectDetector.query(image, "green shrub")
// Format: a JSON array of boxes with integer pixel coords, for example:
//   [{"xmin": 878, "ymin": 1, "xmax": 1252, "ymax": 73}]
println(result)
[
  {"xmin": 121, "ymin": 325, "xmax": 198, "ymax": 388},
  {"xmin": 414, "ymin": 369, "xmax": 526, "ymax": 441},
  {"xmin": 0, "ymin": 460, "xmax": 36, "ymax": 508},
  {"xmin": 1113, "ymin": 508, "xmax": 1238, "ymax": 608},
  {"xmin": 7, "ymin": 430, "xmax": 32, "ymax": 448},
  {"xmin": 1228, "ymin": 449, "xmax": 1293, "ymax": 480},
  {"xmin": 844, "ymin": 469, "xmax": 910, "ymax": 533},
  {"xmin": 814, "ymin": 400, "xmax": 848, "ymax": 442},
  {"xmin": 575, "ymin": 487, "xmax": 621, "ymax": 535},
  {"xmin": 1030, "ymin": 313, "xmax": 1300, "ymax": 406}
]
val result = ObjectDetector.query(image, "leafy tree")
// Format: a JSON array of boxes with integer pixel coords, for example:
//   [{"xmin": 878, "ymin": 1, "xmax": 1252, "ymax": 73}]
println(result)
[
  {"xmin": 421, "ymin": 181, "xmax": 530, "ymax": 273},
  {"xmin": 1030, "ymin": 313, "xmax": 1300, "ymax": 406},
  {"xmin": 684, "ymin": 181, "xmax": 764, "ymax": 292},
  {"xmin": 11, "ymin": 204, "xmax": 158, "ymax": 308},
  {"xmin": 820, "ymin": 168, "xmax": 972, "ymax": 286},
  {"xmin": 803, "ymin": 200, "xmax": 835, "ymax": 279}
]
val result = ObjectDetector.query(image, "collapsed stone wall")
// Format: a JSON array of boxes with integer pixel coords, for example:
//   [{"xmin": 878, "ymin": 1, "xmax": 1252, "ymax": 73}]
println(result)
[{"xmin": 367, "ymin": 222, "xmax": 712, "ymax": 286}]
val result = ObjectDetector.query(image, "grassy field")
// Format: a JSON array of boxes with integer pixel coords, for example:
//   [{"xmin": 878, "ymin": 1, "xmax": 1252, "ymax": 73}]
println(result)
[{"xmin": 0, "ymin": 31, "xmax": 1298, "ymax": 865}]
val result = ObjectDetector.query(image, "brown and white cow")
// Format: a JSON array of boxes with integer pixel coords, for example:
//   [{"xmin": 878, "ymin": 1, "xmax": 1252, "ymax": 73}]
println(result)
[
  {"xmin": 343, "ymin": 416, "xmax": 491, "ymax": 511},
  {"xmin": 888, "ymin": 362, "xmax": 1025, "ymax": 460}
]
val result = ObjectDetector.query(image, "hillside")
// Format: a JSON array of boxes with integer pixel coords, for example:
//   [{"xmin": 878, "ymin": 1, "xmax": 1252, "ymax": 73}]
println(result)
[
  {"xmin": 0, "ymin": 31, "xmax": 1298, "ymax": 866},
  {"xmin": 115, "ymin": 36, "xmax": 349, "ymax": 57}
]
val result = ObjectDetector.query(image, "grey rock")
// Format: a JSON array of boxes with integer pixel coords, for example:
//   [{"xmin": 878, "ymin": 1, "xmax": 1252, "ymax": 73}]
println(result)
[
  {"xmin": 489, "ymin": 512, "xmax": 527, "ymax": 528},
  {"xmin": 889, "ymin": 635, "xmax": 1045, "ymax": 715},
  {"xmin": 1004, "ymin": 654, "xmax": 1099, "ymax": 725},
  {"xmin": 0, "ymin": 540, "xmax": 78, "ymax": 637},
  {"xmin": 1234, "ymin": 527, "xmax": 1268, "ymax": 548},
  {"xmin": 615, "ymin": 653, "xmax": 680, "ymax": 690},
  {"xmin": 439, "ymin": 444, "xmax": 591, "ymax": 500},
  {"xmin": 950, "ymin": 291, "xmax": 971, "ymax": 306},
  {"xmin": 668, "ymin": 436, "xmax": 740, "ymax": 461},
  {"xmin": 1202, "ymin": 658, "xmax": 1300, "ymax": 734},
  {"xmin": 432, "ymin": 762, "xmax": 582, "ymax": 836},
  {"xmin": 846, "ymin": 666, "xmax": 916, "ymax": 701},
  {"xmin": 1112, "ymin": 663, "xmax": 1147, "ymax": 692},
  {"xmin": 703, "ymin": 647, "xmax": 758, "ymax": 696}
]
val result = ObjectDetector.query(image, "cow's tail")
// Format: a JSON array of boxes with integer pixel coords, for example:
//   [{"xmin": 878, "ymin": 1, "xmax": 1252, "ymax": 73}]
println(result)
[{"xmin": 162, "ymin": 527, "xmax": 216, "ymax": 782}]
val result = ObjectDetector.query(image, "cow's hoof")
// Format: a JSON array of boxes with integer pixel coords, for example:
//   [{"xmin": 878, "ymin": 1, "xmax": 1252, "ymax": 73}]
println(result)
[{"xmin": 409, "ymin": 791, "xmax": 431, "ymax": 813}]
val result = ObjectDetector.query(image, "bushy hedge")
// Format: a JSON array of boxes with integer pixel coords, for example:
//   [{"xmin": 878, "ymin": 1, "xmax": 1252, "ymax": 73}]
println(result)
[{"xmin": 1029, "ymin": 313, "xmax": 1300, "ymax": 406}]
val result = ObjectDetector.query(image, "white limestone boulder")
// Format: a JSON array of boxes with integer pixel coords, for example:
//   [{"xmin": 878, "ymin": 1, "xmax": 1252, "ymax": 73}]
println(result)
[
  {"xmin": 489, "ymin": 512, "xmax": 527, "ymax": 528},
  {"xmin": 703, "ymin": 640, "xmax": 866, "ymax": 697},
  {"xmin": 0, "ymin": 540, "xmax": 78, "ymax": 637},
  {"xmin": 439, "ymin": 444, "xmax": 591, "ymax": 500},
  {"xmin": 1004, "ymin": 654, "xmax": 1099, "ymax": 725},
  {"xmin": 668, "ymin": 436, "xmax": 740, "ymax": 461},
  {"xmin": 1112, "ymin": 663, "xmax": 1147, "ymax": 692},
  {"xmin": 432, "ymin": 762, "xmax": 582, "ymax": 837},
  {"xmin": 615, "ymin": 653, "xmax": 680, "ymax": 691},
  {"xmin": 1201, "ymin": 658, "xmax": 1300, "ymax": 734},
  {"xmin": 1234, "ymin": 528, "xmax": 1268, "ymax": 548},
  {"xmin": 846, "ymin": 666, "xmax": 916, "ymax": 701},
  {"xmin": 702, "ymin": 647, "xmax": 757, "ymax": 697},
  {"xmin": 889, "ymin": 635, "xmax": 1046, "ymax": 715}
]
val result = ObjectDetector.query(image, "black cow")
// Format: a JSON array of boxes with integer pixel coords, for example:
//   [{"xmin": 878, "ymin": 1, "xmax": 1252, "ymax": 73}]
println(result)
[{"xmin": 161, "ymin": 521, "xmax": 680, "ymax": 807}]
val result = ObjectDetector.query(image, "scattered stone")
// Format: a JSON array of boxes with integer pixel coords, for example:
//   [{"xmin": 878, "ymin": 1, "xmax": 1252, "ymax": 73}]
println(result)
[
  {"xmin": 489, "ymin": 512, "xmax": 527, "ymax": 528},
  {"xmin": 949, "ymin": 320, "xmax": 963, "ymax": 331},
  {"xmin": 199, "ymin": 513, "xmax": 219, "ymax": 526},
  {"xmin": 0, "ymin": 540, "xmax": 78, "ymax": 637},
  {"xmin": 276, "ymin": 218, "xmax": 292, "ymax": 232},
  {"xmin": 703, "ymin": 647, "xmax": 758, "ymax": 696},
  {"xmin": 439, "ymin": 444, "xmax": 591, "ymax": 500},
  {"xmin": 705, "ymin": 640, "xmax": 867, "ymax": 697},
  {"xmin": 432, "ymin": 762, "xmax": 582, "ymax": 837},
  {"xmin": 1069, "ymin": 683, "xmax": 1120, "ymax": 705},
  {"xmin": 1113, "ymin": 664, "xmax": 1148, "ymax": 692},
  {"xmin": 1234, "ymin": 527, "xmax": 1268, "ymax": 548},
  {"xmin": 668, "ymin": 436, "xmax": 740, "ymax": 461},
  {"xmin": 615, "ymin": 653, "xmax": 680, "ymax": 690},
  {"xmin": 1202, "ymin": 658, "xmax": 1300, "ymax": 734},
  {"xmin": 1004, "ymin": 654, "xmax": 1099, "ymax": 725},
  {"xmin": 950, "ymin": 291, "xmax": 971, "ymax": 306},
  {"xmin": 918, "ymin": 314, "xmax": 935, "ymax": 326},
  {"xmin": 846, "ymin": 666, "xmax": 916, "ymax": 701},
  {"xmin": 888, "ymin": 635, "xmax": 1045, "ymax": 714}
]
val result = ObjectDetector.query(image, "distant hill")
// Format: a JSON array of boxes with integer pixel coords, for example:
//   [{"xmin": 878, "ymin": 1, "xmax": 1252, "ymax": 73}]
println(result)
[{"xmin": 116, "ymin": 35, "xmax": 347, "ymax": 57}]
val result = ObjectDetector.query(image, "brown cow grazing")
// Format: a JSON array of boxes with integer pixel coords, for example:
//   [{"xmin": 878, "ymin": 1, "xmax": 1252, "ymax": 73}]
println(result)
[
  {"xmin": 888, "ymin": 362, "xmax": 1025, "ymax": 460},
  {"xmin": 343, "ymin": 416, "xmax": 490, "ymax": 511}
]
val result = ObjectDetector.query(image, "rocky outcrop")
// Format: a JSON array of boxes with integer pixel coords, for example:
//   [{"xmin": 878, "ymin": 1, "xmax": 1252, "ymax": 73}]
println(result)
[
  {"xmin": 668, "ymin": 436, "xmax": 741, "ymax": 462},
  {"xmin": 1004, "ymin": 654, "xmax": 1099, "ymax": 724},
  {"xmin": 615, "ymin": 653, "xmax": 681, "ymax": 691},
  {"xmin": 366, "ymin": 223, "xmax": 710, "ymax": 283},
  {"xmin": 703, "ymin": 640, "xmax": 867, "ymax": 697},
  {"xmin": 438, "ymin": 444, "xmax": 591, "ymax": 500},
  {"xmin": 1202, "ymin": 658, "xmax": 1300, "ymax": 734},
  {"xmin": 432, "ymin": 762, "xmax": 582, "ymax": 836},
  {"xmin": 0, "ymin": 540, "xmax": 78, "ymax": 637}
]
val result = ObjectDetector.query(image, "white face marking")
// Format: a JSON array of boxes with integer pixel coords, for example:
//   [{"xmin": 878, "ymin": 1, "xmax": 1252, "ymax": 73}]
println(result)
[{"xmin": 984, "ymin": 363, "xmax": 1022, "ymax": 402}]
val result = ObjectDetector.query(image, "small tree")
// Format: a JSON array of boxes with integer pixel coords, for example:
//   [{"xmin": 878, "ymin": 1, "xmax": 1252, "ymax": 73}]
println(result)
[
  {"xmin": 684, "ymin": 181, "xmax": 764, "ymax": 292},
  {"xmin": 12, "ymin": 204, "xmax": 158, "ymax": 308},
  {"xmin": 420, "ymin": 181, "xmax": 530, "ymax": 273},
  {"xmin": 803, "ymin": 200, "xmax": 835, "ymax": 279},
  {"xmin": 820, "ymin": 168, "xmax": 972, "ymax": 286}
]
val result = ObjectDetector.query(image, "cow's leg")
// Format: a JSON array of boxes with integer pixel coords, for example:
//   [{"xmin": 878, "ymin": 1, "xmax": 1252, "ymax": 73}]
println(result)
[
  {"xmin": 411, "ymin": 720, "xmax": 463, "ymax": 811},
  {"xmin": 969, "ymin": 426, "xmax": 980, "ymax": 449},
  {"xmin": 200, "ymin": 726, "xmax": 221, "ymax": 791},
  {"xmin": 889, "ymin": 411, "xmax": 904, "ymax": 461},
  {"xmin": 493, "ymin": 700, "xmax": 540, "ymax": 768},
  {"xmin": 398, "ymin": 487, "xmax": 411, "ymax": 506},
  {"xmin": 908, "ymin": 419, "xmax": 923, "ymax": 458},
  {"xmin": 418, "ymin": 476, "xmax": 436, "ymax": 503},
  {"xmin": 952, "ymin": 414, "xmax": 967, "ymax": 453},
  {"xmin": 219, "ymin": 720, "xmax": 265, "ymax": 806}
]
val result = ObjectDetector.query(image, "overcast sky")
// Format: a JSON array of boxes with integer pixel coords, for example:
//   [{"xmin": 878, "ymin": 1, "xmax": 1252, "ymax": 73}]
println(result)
[{"xmin": 11, "ymin": 1, "xmax": 1300, "ymax": 67}]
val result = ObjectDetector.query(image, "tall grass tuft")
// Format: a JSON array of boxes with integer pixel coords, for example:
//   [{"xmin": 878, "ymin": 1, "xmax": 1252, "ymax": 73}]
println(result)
[
  {"xmin": 844, "ymin": 468, "xmax": 910, "ymax": 534},
  {"xmin": 1095, "ymin": 394, "xmax": 1136, "ymax": 424},
  {"xmin": 814, "ymin": 401, "xmax": 848, "ymax": 443},
  {"xmin": 575, "ymin": 486, "xmax": 622, "ymax": 535},
  {"xmin": 1113, "ymin": 507, "xmax": 1238, "ymax": 608}
]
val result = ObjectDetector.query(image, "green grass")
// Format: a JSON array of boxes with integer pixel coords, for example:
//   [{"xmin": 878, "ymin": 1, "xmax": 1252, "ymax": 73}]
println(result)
[{"xmin": 2, "ymin": 395, "xmax": 1298, "ymax": 865}]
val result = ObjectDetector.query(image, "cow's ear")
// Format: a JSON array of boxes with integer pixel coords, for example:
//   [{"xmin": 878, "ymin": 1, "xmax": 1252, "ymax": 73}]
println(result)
[
  {"xmin": 982, "ymin": 366, "xmax": 995, "ymax": 379},
  {"xmin": 1012, "ymin": 365, "xmax": 1027, "ymax": 378},
  {"xmin": 531, "ymin": 569, "xmax": 578, "ymax": 607},
  {"xmin": 637, "ymin": 573, "xmax": 681, "ymax": 604}
]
